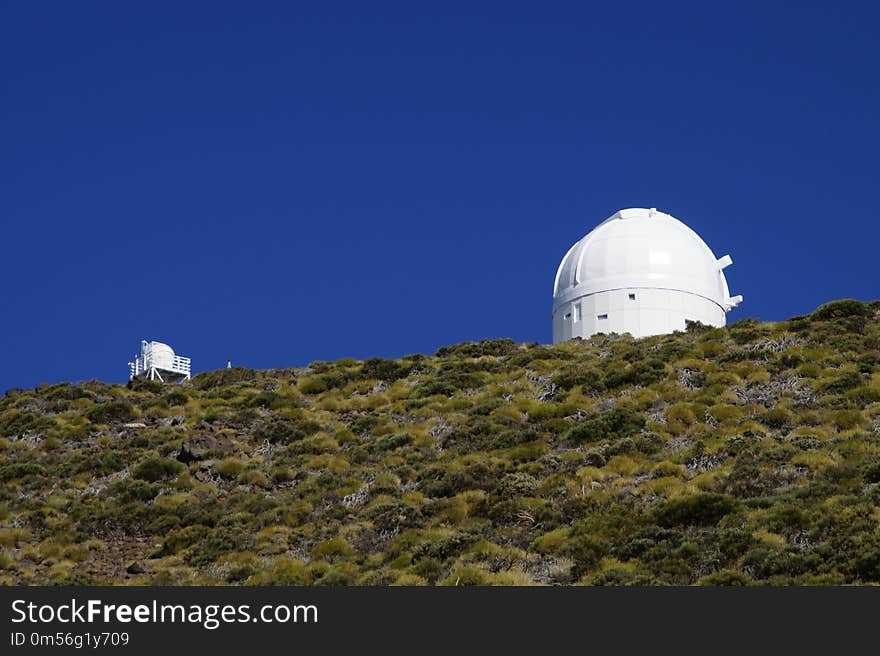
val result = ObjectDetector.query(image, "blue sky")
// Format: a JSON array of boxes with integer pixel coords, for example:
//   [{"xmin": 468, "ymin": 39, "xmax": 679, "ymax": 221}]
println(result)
[{"xmin": 2, "ymin": 1, "xmax": 878, "ymax": 391}]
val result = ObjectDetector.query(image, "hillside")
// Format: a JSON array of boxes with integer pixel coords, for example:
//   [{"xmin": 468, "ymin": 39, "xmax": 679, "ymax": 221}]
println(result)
[{"xmin": 2, "ymin": 299, "xmax": 880, "ymax": 586}]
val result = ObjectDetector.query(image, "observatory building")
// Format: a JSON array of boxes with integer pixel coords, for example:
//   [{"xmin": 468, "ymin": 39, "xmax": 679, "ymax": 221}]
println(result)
[
  {"xmin": 129, "ymin": 340, "xmax": 191, "ymax": 383},
  {"xmin": 552, "ymin": 208, "xmax": 742, "ymax": 343}
]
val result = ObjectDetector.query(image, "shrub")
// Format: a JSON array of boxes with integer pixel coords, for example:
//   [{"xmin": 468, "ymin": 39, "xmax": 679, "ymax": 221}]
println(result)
[
  {"xmin": 127, "ymin": 378, "xmax": 163, "ymax": 393},
  {"xmin": 349, "ymin": 415, "xmax": 381, "ymax": 435},
  {"xmin": 214, "ymin": 459, "xmax": 245, "ymax": 480},
  {"xmin": 565, "ymin": 407, "xmax": 645, "ymax": 444},
  {"xmin": 311, "ymin": 539, "xmax": 355, "ymax": 561},
  {"xmin": 410, "ymin": 380, "xmax": 456, "ymax": 398},
  {"xmin": 132, "ymin": 456, "xmax": 184, "ymax": 482},
  {"xmin": 591, "ymin": 568, "xmax": 659, "ymax": 586},
  {"xmin": 563, "ymin": 533, "xmax": 608, "ymax": 575},
  {"xmin": 191, "ymin": 367, "xmax": 257, "ymax": 390},
  {"xmin": 552, "ymin": 367, "xmax": 604, "ymax": 392},
  {"xmin": 634, "ymin": 432, "xmax": 664, "ymax": 455},
  {"xmin": 254, "ymin": 417, "xmax": 320, "ymax": 444},
  {"xmin": 436, "ymin": 339, "xmax": 518, "ymax": 358},
  {"xmin": 727, "ymin": 319, "xmax": 765, "ymax": 345},
  {"xmin": 108, "ymin": 479, "xmax": 160, "ymax": 502},
  {"xmin": 698, "ymin": 570, "xmax": 752, "ymax": 586},
  {"xmin": 812, "ymin": 299, "xmax": 871, "ymax": 321},
  {"xmin": 162, "ymin": 390, "xmax": 189, "ymax": 407},
  {"xmin": 655, "ymin": 493, "xmax": 737, "ymax": 527},
  {"xmin": 359, "ymin": 358, "xmax": 409, "ymax": 382},
  {"xmin": 760, "ymin": 407, "xmax": 794, "ymax": 429},
  {"xmin": 845, "ymin": 386, "xmax": 880, "ymax": 405},
  {"xmin": 861, "ymin": 459, "xmax": 880, "ymax": 484},
  {"xmin": 86, "ymin": 401, "xmax": 135, "ymax": 424},
  {"xmin": 821, "ymin": 371, "xmax": 865, "ymax": 395},
  {"xmin": 441, "ymin": 566, "xmax": 489, "ymax": 586},
  {"xmin": 0, "ymin": 463, "xmax": 45, "ymax": 482},
  {"xmin": 315, "ymin": 567, "xmax": 356, "ymax": 586},
  {"xmin": 666, "ymin": 403, "xmax": 696, "ymax": 426},
  {"xmin": 828, "ymin": 409, "xmax": 866, "ymax": 430},
  {"xmin": 187, "ymin": 527, "xmax": 252, "ymax": 567},
  {"xmin": 604, "ymin": 359, "xmax": 667, "ymax": 389},
  {"xmin": 299, "ymin": 376, "xmax": 330, "ymax": 395},
  {"xmin": 370, "ymin": 433, "xmax": 415, "ymax": 452},
  {"xmin": 0, "ymin": 410, "xmax": 54, "ymax": 436}
]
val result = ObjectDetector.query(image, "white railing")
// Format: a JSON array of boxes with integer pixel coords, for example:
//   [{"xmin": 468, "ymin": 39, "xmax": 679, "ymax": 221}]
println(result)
[
  {"xmin": 128, "ymin": 352, "xmax": 192, "ymax": 380},
  {"xmin": 171, "ymin": 355, "xmax": 191, "ymax": 375}
]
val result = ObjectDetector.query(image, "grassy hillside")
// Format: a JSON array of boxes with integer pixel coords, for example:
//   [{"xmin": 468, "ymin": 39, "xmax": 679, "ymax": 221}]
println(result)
[{"xmin": 2, "ymin": 299, "xmax": 880, "ymax": 586}]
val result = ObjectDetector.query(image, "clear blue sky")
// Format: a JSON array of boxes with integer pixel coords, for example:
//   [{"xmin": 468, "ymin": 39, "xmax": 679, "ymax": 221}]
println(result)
[{"xmin": 2, "ymin": 1, "xmax": 878, "ymax": 391}]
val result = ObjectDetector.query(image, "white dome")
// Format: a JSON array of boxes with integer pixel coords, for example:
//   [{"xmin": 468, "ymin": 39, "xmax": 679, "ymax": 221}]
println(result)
[
  {"xmin": 148, "ymin": 342, "xmax": 176, "ymax": 371},
  {"xmin": 552, "ymin": 208, "xmax": 741, "ymax": 342}
]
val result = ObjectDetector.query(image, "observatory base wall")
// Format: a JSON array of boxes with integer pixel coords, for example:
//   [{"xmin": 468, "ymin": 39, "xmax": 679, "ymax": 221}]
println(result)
[{"xmin": 552, "ymin": 288, "xmax": 725, "ymax": 343}]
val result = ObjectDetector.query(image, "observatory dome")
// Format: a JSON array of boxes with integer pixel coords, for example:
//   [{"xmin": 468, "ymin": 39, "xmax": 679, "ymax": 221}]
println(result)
[
  {"xmin": 552, "ymin": 208, "xmax": 742, "ymax": 343},
  {"xmin": 148, "ymin": 342, "xmax": 176, "ymax": 371}
]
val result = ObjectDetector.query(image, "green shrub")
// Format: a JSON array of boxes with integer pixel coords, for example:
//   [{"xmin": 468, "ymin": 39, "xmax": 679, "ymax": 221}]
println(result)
[
  {"xmin": 108, "ymin": 479, "xmax": 160, "ymax": 502},
  {"xmin": 604, "ymin": 359, "xmax": 667, "ymax": 389},
  {"xmin": 812, "ymin": 299, "xmax": 871, "ymax": 321},
  {"xmin": 191, "ymin": 367, "xmax": 257, "ymax": 390},
  {"xmin": 436, "ymin": 339, "xmax": 518, "ymax": 358},
  {"xmin": 214, "ymin": 459, "xmax": 246, "ymax": 480},
  {"xmin": 359, "ymin": 357, "xmax": 409, "ymax": 382},
  {"xmin": 0, "ymin": 462, "xmax": 46, "ymax": 482},
  {"xmin": 162, "ymin": 390, "xmax": 189, "ymax": 407},
  {"xmin": 254, "ymin": 417, "xmax": 320, "ymax": 444},
  {"xmin": 759, "ymin": 407, "xmax": 793, "ymax": 429},
  {"xmin": 821, "ymin": 371, "xmax": 865, "ymax": 394},
  {"xmin": 698, "ymin": 570, "xmax": 752, "ymax": 586},
  {"xmin": 552, "ymin": 366, "xmax": 604, "ymax": 392},
  {"xmin": 845, "ymin": 386, "xmax": 880, "ymax": 405},
  {"xmin": 86, "ymin": 401, "xmax": 135, "ymax": 424},
  {"xmin": 132, "ymin": 456, "xmax": 184, "ymax": 482},
  {"xmin": 861, "ymin": 459, "xmax": 880, "ymax": 484},
  {"xmin": 370, "ymin": 433, "xmax": 415, "ymax": 452},
  {"xmin": 410, "ymin": 380, "xmax": 456, "ymax": 398},
  {"xmin": 565, "ymin": 407, "xmax": 645, "ymax": 444},
  {"xmin": 311, "ymin": 539, "xmax": 354, "ymax": 561},
  {"xmin": 187, "ymin": 527, "xmax": 253, "ymax": 567},
  {"xmin": 315, "ymin": 567, "xmax": 355, "ymax": 586},
  {"xmin": 828, "ymin": 409, "xmax": 866, "ymax": 430},
  {"xmin": 299, "ymin": 376, "xmax": 330, "ymax": 394},
  {"xmin": 299, "ymin": 370, "xmax": 352, "ymax": 394},
  {"xmin": 349, "ymin": 415, "xmax": 381, "ymax": 435},
  {"xmin": 441, "ymin": 566, "xmax": 488, "ymax": 586},
  {"xmin": 591, "ymin": 568, "xmax": 658, "ymax": 586},
  {"xmin": 655, "ymin": 493, "xmax": 737, "ymax": 527},
  {"xmin": 563, "ymin": 533, "xmax": 608, "ymax": 575},
  {"xmin": 0, "ymin": 410, "xmax": 55, "ymax": 436}
]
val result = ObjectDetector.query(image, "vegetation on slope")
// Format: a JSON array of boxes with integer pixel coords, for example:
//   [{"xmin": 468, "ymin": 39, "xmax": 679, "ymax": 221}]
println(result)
[{"xmin": 2, "ymin": 299, "xmax": 880, "ymax": 586}]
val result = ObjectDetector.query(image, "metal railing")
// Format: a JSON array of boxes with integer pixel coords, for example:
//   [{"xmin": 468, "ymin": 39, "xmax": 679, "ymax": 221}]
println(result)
[
  {"xmin": 171, "ymin": 355, "xmax": 192, "ymax": 375},
  {"xmin": 128, "ymin": 353, "xmax": 192, "ymax": 379}
]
